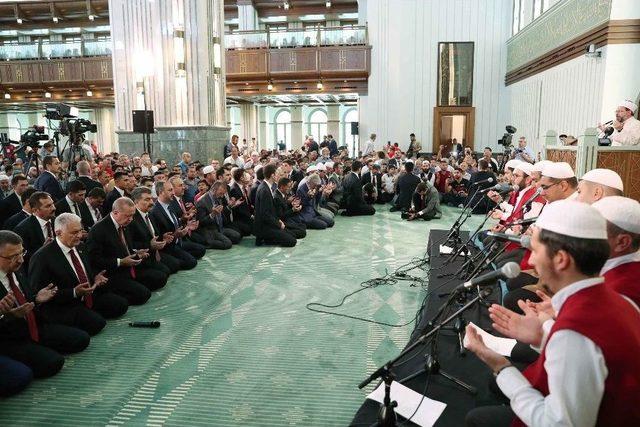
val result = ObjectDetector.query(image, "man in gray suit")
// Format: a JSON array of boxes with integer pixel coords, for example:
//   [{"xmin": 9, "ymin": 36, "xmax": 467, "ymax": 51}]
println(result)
[{"xmin": 195, "ymin": 182, "xmax": 241, "ymax": 250}]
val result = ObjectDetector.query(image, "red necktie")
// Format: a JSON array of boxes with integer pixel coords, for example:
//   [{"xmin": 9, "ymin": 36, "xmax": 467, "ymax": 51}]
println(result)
[
  {"xmin": 8, "ymin": 274, "xmax": 39, "ymax": 342},
  {"xmin": 46, "ymin": 221, "xmax": 54, "ymax": 240},
  {"xmin": 118, "ymin": 226, "xmax": 136, "ymax": 279},
  {"xmin": 68, "ymin": 249, "xmax": 92, "ymax": 308}
]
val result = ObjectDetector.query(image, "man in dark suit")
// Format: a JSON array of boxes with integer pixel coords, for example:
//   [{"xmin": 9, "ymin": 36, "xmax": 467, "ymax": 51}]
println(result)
[
  {"xmin": 360, "ymin": 163, "xmax": 384, "ymax": 204},
  {"xmin": 33, "ymin": 156, "xmax": 65, "ymax": 202},
  {"xmin": 342, "ymin": 160, "xmax": 375, "ymax": 216},
  {"xmin": 295, "ymin": 174, "xmax": 334, "ymax": 229},
  {"xmin": 0, "ymin": 356, "xmax": 32, "ymax": 397},
  {"xmin": 0, "ymin": 175, "xmax": 29, "ymax": 227},
  {"xmin": 282, "ymin": 160, "xmax": 304, "ymax": 193},
  {"xmin": 54, "ymin": 180, "xmax": 94, "ymax": 230},
  {"xmin": 86, "ymin": 197, "xmax": 164, "ymax": 306},
  {"xmin": 14, "ymin": 192, "xmax": 57, "ymax": 266},
  {"xmin": 228, "ymin": 168, "xmax": 254, "ymax": 237},
  {"xmin": 0, "ymin": 230, "xmax": 89, "ymax": 379},
  {"xmin": 167, "ymin": 176, "xmax": 209, "ymax": 247},
  {"xmin": 129, "ymin": 187, "xmax": 182, "ymax": 273},
  {"xmin": 249, "ymin": 167, "xmax": 264, "ymax": 207},
  {"xmin": 274, "ymin": 177, "xmax": 306, "ymax": 239},
  {"xmin": 73, "ymin": 160, "xmax": 102, "ymax": 193},
  {"xmin": 253, "ymin": 164, "xmax": 297, "ymax": 247},
  {"xmin": 391, "ymin": 161, "xmax": 421, "ymax": 212},
  {"xmin": 102, "ymin": 171, "xmax": 130, "ymax": 215},
  {"xmin": 29, "ymin": 213, "xmax": 128, "ymax": 335},
  {"xmin": 468, "ymin": 159, "xmax": 498, "ymax": 214},
  {"xmin": 195, "ymin": 182, "xmax": 237, "ymax": 250},
  {"xmin": 150, "ymin": 181, "xmax": 205, "ymax": 263},
  {"xmin": 85, "ymin": 187, "xmax": 105, "ymax": 226},
  {"xmin": 4, "ymin": 188, "xmax": 37, "ymax": 231},
  {"xmin": 327, "ymin": 135, "xmax": 339, "ymax": 157}
]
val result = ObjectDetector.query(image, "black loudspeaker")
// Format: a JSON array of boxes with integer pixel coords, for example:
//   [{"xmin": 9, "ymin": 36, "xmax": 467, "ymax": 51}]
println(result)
[
  {"xmin": 132, "ymin": 110, "xmax": 154, "ymax": 133},
  {"xmin": 351, "ymin": 121, "xmax": 359, "ymax": 135}
]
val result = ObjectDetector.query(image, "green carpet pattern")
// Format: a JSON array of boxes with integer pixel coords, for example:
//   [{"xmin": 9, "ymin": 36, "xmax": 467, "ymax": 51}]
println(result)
[{"xmin": 1, "ymin": 207, "xmax": 488, "ymax": 426}]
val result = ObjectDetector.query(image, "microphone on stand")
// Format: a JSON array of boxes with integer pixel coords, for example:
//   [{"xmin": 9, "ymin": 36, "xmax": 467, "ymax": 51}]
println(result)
[
  {"xmin": 457, "ymin": 262, "xmax": 521, "ymax": 290},
  {"xmin": 521, "ymin": 187, "xmax": 543, "ymax": 212},
  {"xmin": 480, "ymin": 183, "xmax": 518, "ymax": 194},
  {"xmin": 508, "ymin": 217, "xmax": 538, "ymax": 226},
  {"xmin": 470, "ymin": 177, "xmax": 494, "ymax": 187},
  {"xmin": 486, "ymin": 231, "xmax": 531, "ymax": 249}
]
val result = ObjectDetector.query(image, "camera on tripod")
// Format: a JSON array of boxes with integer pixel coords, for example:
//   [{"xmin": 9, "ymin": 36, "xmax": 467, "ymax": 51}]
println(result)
[
  {"xmin": 498, "ymin": 125, "xmax": 517, "ymax": 148},
  {"xmin": 45, "ymin": 103, "xmax": 98, "ymax": 144},
  {"xmin": 20, "ymin": 125, "xmax": 50, "ymax": 149}
]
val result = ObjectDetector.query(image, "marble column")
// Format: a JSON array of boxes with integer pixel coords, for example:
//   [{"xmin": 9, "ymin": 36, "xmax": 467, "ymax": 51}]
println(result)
[
  {"xmin": 110, "ymin": 0, "xmax": 229, "ymax": 163},
  {"xmin": 239, "ymin": 104, "xmax": 258, "ymax": 146},
  {"xmin": 237, "ymin": 0, "xmax": 258, "ymax": 31},
  {"xmin": 0, "ymin": 113, "xmax": 8, "ymax": 137},
  {"xmin": 290, "ymin": 106, "xmax": 303, "ymax": 150},
  {"xmin": 257, "ymin": 106, "xmax": 267, "ymax": 151},
  {"xmin": 94, "ymin": 108, "xmax": 116, "ymax": 153},
  {"xmin": 327, "ymin": 105, "xmax": 340, "ymax": 141}
]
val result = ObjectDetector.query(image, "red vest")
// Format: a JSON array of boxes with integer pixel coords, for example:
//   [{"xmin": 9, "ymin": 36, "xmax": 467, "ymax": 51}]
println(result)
[
  {"xmin": 603, "ymin": 261, "xmax": 640, "ymax": 308},
  {"xmin": 504, "ymin": 187, "xmax": 545, "ymax": 252},
  {"xmin": 512, "ymin": 284, "xmax": 640, "ymax": 426}
]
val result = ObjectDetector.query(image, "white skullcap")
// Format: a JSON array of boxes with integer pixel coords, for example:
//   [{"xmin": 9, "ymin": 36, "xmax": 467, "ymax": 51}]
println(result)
[
  {"xmin": 515, "ymin": 162, "xmax": 534, "ymax": 176},
  {"xmin": 592, "ymin": 196, "xmax": 640, "ymax": 234},
  {"xmin": 307, "ymin": 165, "xmax": 318, "ymax": 172},
  {"xmin": 316, "ymin": 163, "xmax": 326, "ymax": 171},
  {"xmin": 542, "ymin": 162, "xmax": 575, "ymax": 179},
  {"xmin": 536, "ymin": 200, "xmax": 607, "ymax": 239},
  {"xmin": 619, "ymin": 100, "xmax": 638, "ymax": 114},
  {"xmin": 531, "ymin": 160, "xmax": 553, "ymax": 173},
  {"xmin": 0, "ymin": 174, "xmax": 9, "ymax": 181},
  {"xmin": 505, "ymin": 159, "xmax": 522, "ymax": 170},
  {"xmin": 202, "ymin": 165, "xmax": 215, "ymax": 175},
  {"xmin": 325, "ymin": 161, "xmax": 334, "ymax": 168},
  {"xmin": 581, "ymin": 168, "xmax": 623, "ymax": 192}
]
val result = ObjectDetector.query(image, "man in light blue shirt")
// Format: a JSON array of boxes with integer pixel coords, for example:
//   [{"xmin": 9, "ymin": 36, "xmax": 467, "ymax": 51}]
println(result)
[{"xmin": 511, "ymin": 136, "xmax": 534, "ymax": 164}]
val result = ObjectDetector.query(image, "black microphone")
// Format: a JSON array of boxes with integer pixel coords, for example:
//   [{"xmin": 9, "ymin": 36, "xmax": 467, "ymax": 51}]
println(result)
[
  {"xmin": 486, "ymin": 231, "xmax": 531, "ymax": 249},
  {"xmin": 521, "ymin": 187, "xmax": 543, "ymax": 210},
  {"xmin": 480, "ymin": 183, "xmax": 518, "ymax": 193},
  {"xmin": 509, "ymin": 217, "xmax": 538, "ymax": 226},
  {"xmin": 129, "ymin": 321, "xmax": 161, "ymax": 328},
  {"xmin": 458, "ymin": 262, "xmax": 521, "ymax": 290},
  {"xmin": 471, "ymin": 177, "xmax": 494, "ymax": 187},
  {"xmin": 603, "ymin": 126, "xmax": 615, "ymax": 137}
]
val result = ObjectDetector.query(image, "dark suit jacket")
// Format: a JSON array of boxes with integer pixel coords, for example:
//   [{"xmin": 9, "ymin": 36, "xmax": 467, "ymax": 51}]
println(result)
[
  {"xmin": 360, "ymin": 171, "xmax": 383, "ymax": 195},
  {"xmin": 127, "ymin": 211, "xmax": 157, "ymax": 251},
  {"xmin": 4, "ymin": 210, "xmax": 29, "ymax": 231},
  {"xmin": 328, "ymin": 139, "xmax": 339, "ymax": 157},
  {"xmin": 254, "ymin": 181, "xmax": 280, "ymax": 233},
  {"xmin": 149, "ymin": 202, "xmax": 183, "ymax": 248},
  {"xmin": 295, "ymin": 182, "xmax": 321, "ymax": 222},
  {"xmin": 274, "ymin": 191, "xmax": 296, "ymax": 221},
  {"xmin": 102, "ymin": 187, "xmax": 127, "ymax": 215},
  {"xmin": 249, "ymin": 180, "xmax": 262, "ymax": 208},
  {"xmin": 0, "ymin": 192, "xmax": 22, "ymax": 227},
  {"xmin": 28, "ymin": 240, "xmax": 95, "ymax": 308},
  {"xmin": 55, "ymin": 197, "xmax": 94, "ymax": 230},
  {"xmin": 85, "ymin": 215, "xmax": 135, "ymax": 275},
  {"xmin": 395, "ymin": 173, "xmax": 421, "ymax": 210},
  {"xmin": 75, "ymin": 176, "xmax": 102, "ymax": 193},
  {"xmin": 0, "ymin": 271, "xmax": 40, "ymax": 340},
  {"xmin": 14, "ymin": 215, "xmax": 49, "ymax": 266},
  {"xmin": 229, "ymin": 183, "xmax": 252, "ymax": 222},
  {"xmin": 343, "ymin": 172, "xmax": 366, "ymax": 209},
  {"xmin": 34, "ymin": 171, "xmax": 65, "ymax": 202}
]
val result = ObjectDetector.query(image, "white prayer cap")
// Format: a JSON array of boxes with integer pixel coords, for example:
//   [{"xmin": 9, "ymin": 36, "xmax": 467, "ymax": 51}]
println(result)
[
  {"xmin": 202, "ymin": 165, "xmax": 215, "ymax": 175},
  {"xmin": 531, "ymin": 160, "xmax": 553, "ymax": 173},
  {"xmin": 592, "ymin": 196, "xmax": 640, "ymax": 234},
  {"xmin": 307, "ymin": 164, "xmax": 317, "ymax": 172},
  {"xmin": 515, "ymin": 162, "xmax": 534, "ymax": 176},
  {"xmin": 0, "ymin": 174, "xmax": 9, "ymax": 181},
  {"xmin": 619, "ymin": 100, "xmax": 638, "ymax": 114},
  {"xmin": 316, "ymin": 163, "xmax": 326, "ymax": 171},
  {"xmin": 535, "ymin": 200, "xmax": 607, "ymax": 239},
  {"xmin": 581, "ymin": 168, "xmax": 623, "ymax": 192},
  {"xmin": 542, "ymin": 162, "xmax": 575, "ymax": 179},
  {"xmin": 505, "ymin": 159, "xmax": 522, "ymax": 170},
  {"xmin": 325, "ymin": 161, "xmax": 334, "ymax": 168}
]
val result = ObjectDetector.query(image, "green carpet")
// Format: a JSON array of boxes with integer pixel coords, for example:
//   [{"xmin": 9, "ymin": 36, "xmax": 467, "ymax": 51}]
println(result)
[{"xmin": 1, "ymin": 206, "xmax": 488, "ymax": 426}]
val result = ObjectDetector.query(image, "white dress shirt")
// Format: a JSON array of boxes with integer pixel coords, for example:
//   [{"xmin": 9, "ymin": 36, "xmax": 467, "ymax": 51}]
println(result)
[
  {"xmin": 612, "ymin": 116, "xmax": 640, "ymax": 146},
  {"xmin": 497, "ymin": 278, "xmax": 608, "ymax": 427},
  {"xmin": 138, "ymin": 209, "xmax": 156, "ymax": 235},
  {"xmin": 36, "ymin": 215, "xmax": 52, "ymax": 240},
  {"xmin": 0, "ymin": 271, "xmax": 20, "ymax": 295},
  {"xmin": 66, "ymin": 195, "xmax": 82, "ymax": 216},
  {"xmin": 381, "ymin": 173, "xmax": 395, "ymax": 193},
  {"xmin": 499, "ymin": 186, "xmax": 544, "ymax": 222},
  {"xmin": 85, "ymin": 199, "xmax": 99, "ymax": 223},
  {"xmin": 600, "ymin": 250, "xmax": 640, "ymax": 275},
  {"xmin": 223, "ymin": 156, "xmax": 245, "ymax": 168},
  {"xmin": 362, "ymin": 140, "xmax": 375, "ymax": 156}
]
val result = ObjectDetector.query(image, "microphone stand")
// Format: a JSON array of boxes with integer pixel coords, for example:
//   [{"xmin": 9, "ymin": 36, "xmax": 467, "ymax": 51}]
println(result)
[
  {"xmin": 441, "ymin": 185, "xmax": 481, "ymax": 252},
  {"xmin": 440, "ymin": 193, "xmax": 486, "ymax": 266},
  {"xmin": 359, "ymin": 286, "xmax": 494, "ymax": 426}
]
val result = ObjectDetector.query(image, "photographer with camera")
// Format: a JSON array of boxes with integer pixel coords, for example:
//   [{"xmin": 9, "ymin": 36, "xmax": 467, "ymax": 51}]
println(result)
[{"xmin": 510, "ymin": 136, "xmax": 534, "ymax": 164}]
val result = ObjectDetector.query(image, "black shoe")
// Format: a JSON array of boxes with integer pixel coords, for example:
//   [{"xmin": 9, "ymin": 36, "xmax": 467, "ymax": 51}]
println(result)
[
  {"xmin": 255, "ymin": 238, "xmax": 264, "ymax": 247},
  {"xmin": 389, "ymin": 206, "xmax": 400, "ymax": 212}
]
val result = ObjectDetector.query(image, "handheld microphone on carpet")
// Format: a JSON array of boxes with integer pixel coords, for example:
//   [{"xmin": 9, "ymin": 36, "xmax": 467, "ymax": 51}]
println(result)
[
  {"xmin": 480, "ymin": 183, "xmax": 518, "ymax": 194},
  {"xmin": 471, "ymin": 177, "xmax": 494, "ymax": 187},
  {"xmin": 129, "ymin": 321, "xmax": 161, "ymax": 328},
  {"xmin": 486, "ymin": 231, "xmax": 531, "ymax": 249},
  {"xmin": 456, "ymin": 262, "xmax": 521, "ymax": 290}
]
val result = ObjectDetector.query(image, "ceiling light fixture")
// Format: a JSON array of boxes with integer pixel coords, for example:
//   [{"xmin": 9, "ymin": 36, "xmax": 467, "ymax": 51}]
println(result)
[
  {"xmin": 4, "ymin": 93, "xmax": 10, "ymax": 100},
  {"xmin": 326, "ymin": 1, "xmax": 332, "ymax": 8},
  {"xmin": 86, "ymin": 90, "xmax": 93, "ymax": 96},
  {"xmin": 283, "ymin": 1, "xmax": 290, "ymax": 10},
  {"xmin": 88, "ymin": 14, "xmax": 95, "ymax": 21},
  {"xmin": 45, "ymin": 92, "xmax": 52, "ymax": 98},
  {"xmin": 16, "ymin": 18, "xmax": 23, "ymax": 24},
  {"xmin": 267, "ymin": 81, "xmax": 273, "ymax": 91},
  {"xmin": 317, "ymin": 81, "xmax": 324, "ymax": 90}
]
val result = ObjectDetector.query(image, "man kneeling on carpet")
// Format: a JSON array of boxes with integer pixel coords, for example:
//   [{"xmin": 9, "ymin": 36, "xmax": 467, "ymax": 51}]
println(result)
[
  {"xmin": 402, "ymin": 182, "xmax": 441, "ymax": 221},
  {"xmin": 463, "ymin": 200, "xmax": 640, "ymax": 427}
]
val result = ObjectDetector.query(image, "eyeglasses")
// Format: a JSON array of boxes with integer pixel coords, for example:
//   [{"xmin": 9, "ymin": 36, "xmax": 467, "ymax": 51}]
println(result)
[
  {"xmin": 0, "ymin": 250, "xmax": 26, "ymax": 261},
  {"xmin": 539, "ymin": 182, "xmax": 560, "ymax": 191}
]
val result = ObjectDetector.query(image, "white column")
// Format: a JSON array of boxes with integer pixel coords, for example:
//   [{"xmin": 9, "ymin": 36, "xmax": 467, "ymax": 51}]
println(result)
[
  {"xmin": 291, "ymin": 106, "xmax": 303, "ymax": 150},
  {"xmin": 327, "ymin": 105, "xmax": 340, "ymax": 141},
  {"xmin": 239, "ymin": 103, "xmax": 258, "ymax": 144},
  {"xmin": 257, "ymin": 106, "xmax": 267, "ymax": 150},
  {"xmin": 94, "ymin": 108, "xmax": 116, "ymax": 153},
  {"xmin": 237, "ymin": 0, "xmax": 258, "ymax": 31}
]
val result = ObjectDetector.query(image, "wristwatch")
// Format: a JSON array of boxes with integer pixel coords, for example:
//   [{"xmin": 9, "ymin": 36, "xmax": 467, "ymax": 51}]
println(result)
[{"xmin": 493, "ymin": 363, "xmax": 513, "ymax": 378}]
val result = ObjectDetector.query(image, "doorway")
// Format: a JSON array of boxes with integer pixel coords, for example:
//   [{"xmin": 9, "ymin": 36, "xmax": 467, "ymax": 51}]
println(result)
[{"xmin": 433, "ymin": 106, "xmax": 475, "ymax": 156}]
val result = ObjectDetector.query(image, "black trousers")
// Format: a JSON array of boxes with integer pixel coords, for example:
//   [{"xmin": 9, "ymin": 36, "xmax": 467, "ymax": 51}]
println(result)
[
  {"xmin": 135, "ymin": 266, "xmax": 168, "ymax": 291},
  {"xmin": 466, "ymin": 405, "xmax": 514, "ymax": 427},
  {"xmin": 159, "ymin": 252, "xmax": 181, "ymax": 274},
  {"xmin": 107, "ymin": 271, "xmax": 152, "ymax": 305},
  {"xmin": 181, "ymin": 240, "xmax": 206, "ymax": 259},
  {"xmin": 164, "ymin": 244, "xmax": 198, "ymax": 270},
  {"xmin": 143, "ymin": 257, "xmax": 172, "ymax": 276},
  {"xmin": 284, "ymin": 221, "xmax": 306, "ymax": 239},
  {"xmin": 256, "ymin": 227, "xmax": 297, "ymax": 247},
  {"xmin": 92, "ymin": 290, "xmax": 128, "ymax": 319},
  {"xmin": 223, "ymin": 227, "xmax": 242, "ymax": 244},
  {"xmin": 0, "ymin": 324, "xmax": 90, "ymax": 378},
  {"xmin": 41, "ymin": 304, "xmax": 106, "ymax": 336},
  {"xmin": 0, "ymin": 356, "xmax": 32, "ymax": 397},
  {"xmin": 229, "ymin": 220, "xmax": 252, "ymax": 237},
  {"xmin": 343, "ymin": 203, "xmax": 376, "ymax": 216},
  {"xmin": 305, "ymin": 215, "xmax": 334, "ymax": 229}
]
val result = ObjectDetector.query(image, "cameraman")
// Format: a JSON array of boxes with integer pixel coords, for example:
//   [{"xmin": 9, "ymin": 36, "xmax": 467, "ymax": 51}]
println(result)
[
  {"xmin": 38, "ymin": 142, "xmax": 58, "ymax": 160},
  {"xmin": 511, "ymin": 136, "xmax": 534, "ymax": 164}
]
